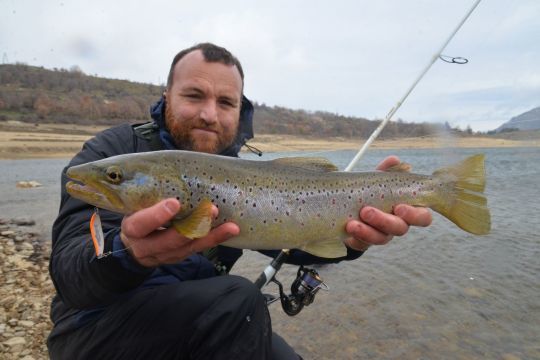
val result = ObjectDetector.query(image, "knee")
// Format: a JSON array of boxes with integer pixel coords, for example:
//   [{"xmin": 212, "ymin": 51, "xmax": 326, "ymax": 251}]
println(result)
[{"xmin": 220, "ymin": 275, "xmax": 265, "ymax": 307}]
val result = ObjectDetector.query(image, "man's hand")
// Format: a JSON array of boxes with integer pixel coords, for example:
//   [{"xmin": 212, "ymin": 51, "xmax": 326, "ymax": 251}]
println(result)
[
  {"xmin": 120, "ymin": 198, "xmax": 240, "ymax": 267},
  {"xmin": 345, "ymin": 156, "xmax": 432, "ymax": 251}
]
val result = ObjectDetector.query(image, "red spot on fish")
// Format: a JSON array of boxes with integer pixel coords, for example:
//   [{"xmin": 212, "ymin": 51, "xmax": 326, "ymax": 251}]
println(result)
[
  {"xmin": 380, "ymin": 194, "xmax": 384, "ymax": 200},
  {"xmin": 413, "ymin": 191, "xmax": 417, "ymax": 196},
  {"xmin": 332, "ymin": 199, "xmax": 336, "ymax": 205}
]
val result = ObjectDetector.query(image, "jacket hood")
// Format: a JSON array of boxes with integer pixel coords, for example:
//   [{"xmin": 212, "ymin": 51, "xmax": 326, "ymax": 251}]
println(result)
[{"xmin": 150, "ymin": 95, "xmax": 255, "ymax": 157}]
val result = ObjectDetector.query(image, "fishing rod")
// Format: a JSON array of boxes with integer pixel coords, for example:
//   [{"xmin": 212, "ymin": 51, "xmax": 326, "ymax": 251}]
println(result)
[
  {"xmin": 255, "ymin": 0, "xmax": 483, "ymax": 315},
  {"xmin": 345, "ymin": 0, "xmax": 483, "ymax": 171}
]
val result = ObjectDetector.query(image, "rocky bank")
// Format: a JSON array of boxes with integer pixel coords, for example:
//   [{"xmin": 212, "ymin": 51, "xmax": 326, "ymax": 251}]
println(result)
[{"xmin": 0, "ymin": 218, "xmax": 54, "ymax": 360}]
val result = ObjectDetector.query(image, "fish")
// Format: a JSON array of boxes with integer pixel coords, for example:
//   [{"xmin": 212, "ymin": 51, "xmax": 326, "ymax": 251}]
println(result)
[{"xmin": 66, "ymin": 150, "xmax": 491, "ymax": 258}]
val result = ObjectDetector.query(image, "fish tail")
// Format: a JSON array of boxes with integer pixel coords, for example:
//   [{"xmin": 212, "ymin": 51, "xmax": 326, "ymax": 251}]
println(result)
[{"xmin": 431, "ymin": 154, "xmax": 491, "ymax": 235}]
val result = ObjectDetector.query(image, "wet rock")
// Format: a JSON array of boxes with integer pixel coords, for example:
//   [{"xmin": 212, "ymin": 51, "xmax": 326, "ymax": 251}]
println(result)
[
  {"xmin": 11, "ymin": 218, "xmax": 35, "ymax": 226},
  {"xmin": 16, "ymin": 181, "xmax": 42, "ymax": 188}
]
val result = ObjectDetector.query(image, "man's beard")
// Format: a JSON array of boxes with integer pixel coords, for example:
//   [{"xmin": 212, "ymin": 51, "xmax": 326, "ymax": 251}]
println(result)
[{"xmin": 164, "ymin": 104, "xmax": 238, "ymax": 154}]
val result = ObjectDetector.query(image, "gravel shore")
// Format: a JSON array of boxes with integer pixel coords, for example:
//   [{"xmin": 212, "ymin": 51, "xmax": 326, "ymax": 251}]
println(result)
[{"xmin": 0, "ymin": 218, "xmax": 54, "ymax": 360}]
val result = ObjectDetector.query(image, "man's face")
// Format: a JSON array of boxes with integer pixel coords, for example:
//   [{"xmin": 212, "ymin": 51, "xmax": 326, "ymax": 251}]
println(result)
[{"xmin": 164, "ymin": 50, "xmax": 243, "ymax": 154}]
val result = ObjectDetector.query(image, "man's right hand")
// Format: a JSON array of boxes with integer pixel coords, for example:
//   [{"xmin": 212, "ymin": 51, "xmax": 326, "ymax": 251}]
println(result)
[{"xmin": 120, "ymin": 198, "xmax": 240, "ymax": 267}]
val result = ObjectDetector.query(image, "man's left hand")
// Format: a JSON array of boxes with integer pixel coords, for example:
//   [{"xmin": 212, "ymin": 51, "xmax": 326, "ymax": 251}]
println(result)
[{"xmin": 345, "ymin": 156, "xmax": 432, "ymax": 251}]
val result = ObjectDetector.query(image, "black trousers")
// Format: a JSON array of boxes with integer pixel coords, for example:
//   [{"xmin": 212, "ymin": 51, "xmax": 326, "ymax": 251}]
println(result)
[{"xmin": 48, "ymin": 275, "xmax": 299, "ymax": 360}]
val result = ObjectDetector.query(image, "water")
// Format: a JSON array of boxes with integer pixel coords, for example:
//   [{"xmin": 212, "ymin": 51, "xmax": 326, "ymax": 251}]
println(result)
[{"xmin": 1, "ymin": 148, "xmax": 539, "ymax": 359}]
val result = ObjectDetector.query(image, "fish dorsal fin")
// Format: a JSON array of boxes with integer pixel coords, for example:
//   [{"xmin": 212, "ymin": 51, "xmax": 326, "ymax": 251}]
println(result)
[
  {"xmin": 271, "ymin": 157, "xmax": 338, "ymax": 172},
  {"xmin": 385, "ymin": 162, "xmax": 412, "ymax": 172},
  {"xmin": 172, "ymin": 199, "xmax": 213, "ymax": 239},
  {"xmin": 301, "ymin": 238, "xmax": 348, "ymax": 258}
]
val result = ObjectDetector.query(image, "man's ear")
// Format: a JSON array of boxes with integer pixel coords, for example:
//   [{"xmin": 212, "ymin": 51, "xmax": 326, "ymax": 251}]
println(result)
[{"xmin": 162, "ymin": 91, "xmax": 167, "ymax": 99}]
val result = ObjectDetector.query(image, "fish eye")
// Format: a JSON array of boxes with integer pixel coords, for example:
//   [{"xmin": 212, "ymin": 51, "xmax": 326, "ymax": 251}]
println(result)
[{"xmin": 106, "ymin": 166, "xmax": 123, "ymax": 184}]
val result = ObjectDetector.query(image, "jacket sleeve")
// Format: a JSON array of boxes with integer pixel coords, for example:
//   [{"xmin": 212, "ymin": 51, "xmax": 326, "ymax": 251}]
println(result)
[{"xmin": 49, "ymin": 125, "xmax": 154, "ymax": 310}]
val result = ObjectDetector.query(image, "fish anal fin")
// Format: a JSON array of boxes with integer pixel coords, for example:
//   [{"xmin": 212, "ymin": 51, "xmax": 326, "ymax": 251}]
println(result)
[
  {"xmin": 271, "ymin": 157, "xmax": 338, "ymax": 172},
  {"xmin": 301, "ymin": 238, "xmax": 348, "ymax": 258},
  {"xmin": 172, "ymin": 199, "xmax": 213, "ymax": 239}
]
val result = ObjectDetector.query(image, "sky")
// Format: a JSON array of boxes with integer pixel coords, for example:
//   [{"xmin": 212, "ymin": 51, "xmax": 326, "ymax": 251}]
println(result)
[{"xmin": 1, "ymin": 0, "xmax": 538, "ymax": 132}]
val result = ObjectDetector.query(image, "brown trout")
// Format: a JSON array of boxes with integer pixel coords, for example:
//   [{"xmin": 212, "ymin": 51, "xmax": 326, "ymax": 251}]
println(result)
[{"xmin": 66, "ymin": 151, "xmax": 491, "ymax": 258}]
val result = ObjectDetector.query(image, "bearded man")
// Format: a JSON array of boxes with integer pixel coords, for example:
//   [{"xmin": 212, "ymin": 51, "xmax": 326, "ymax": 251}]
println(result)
[{"xmin": 48, "ymin": 43, "xmax": 431, "ymax": 359}]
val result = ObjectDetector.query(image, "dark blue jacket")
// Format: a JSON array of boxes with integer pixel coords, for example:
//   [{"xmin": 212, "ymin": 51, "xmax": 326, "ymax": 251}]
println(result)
[{"xmin": 48, "ymin": 96, "xmax": 363, "ymax": 338}]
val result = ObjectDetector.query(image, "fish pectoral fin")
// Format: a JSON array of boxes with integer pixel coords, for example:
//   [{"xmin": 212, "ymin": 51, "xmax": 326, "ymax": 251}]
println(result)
[
  {"xmin": 172, "ymin": 199, "xmax": 213, "ymax": 239},
  {"xmin": 301, "ymin": 238, "xmax": 348, "ymax": 258},
  {"xmin": 271, "ymin": 157, "xmax": 339, "ymax": 172},
  {"xmin": 385, "ymin": 162, "xmax": 412, "ymax": 172}
]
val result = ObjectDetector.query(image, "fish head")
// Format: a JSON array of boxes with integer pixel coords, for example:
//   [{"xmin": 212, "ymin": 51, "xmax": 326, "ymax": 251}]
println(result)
[{"xmin": 65, "ymin": 154, "xmax": 187, "ymax": 214}]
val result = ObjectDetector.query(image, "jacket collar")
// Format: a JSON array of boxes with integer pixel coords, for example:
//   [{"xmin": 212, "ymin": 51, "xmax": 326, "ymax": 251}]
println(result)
[{"xmin": 150, "ymin": 95, "xmax": 255, "ymax": 157}]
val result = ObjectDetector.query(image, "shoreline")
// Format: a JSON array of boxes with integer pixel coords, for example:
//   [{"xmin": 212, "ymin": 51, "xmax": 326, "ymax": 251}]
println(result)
[{"xmin": 0, "ymin": 126, "xmax": 538, "ymax": 159}]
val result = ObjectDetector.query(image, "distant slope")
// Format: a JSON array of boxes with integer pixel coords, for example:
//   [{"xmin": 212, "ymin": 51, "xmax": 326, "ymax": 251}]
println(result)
[
  {"xmin": 0, "ymin": 63, "xmax": 443, "ymax": 138},
  {"xmin": 496, "ymin": 106, "xmax": 540, "ymax": 132}
]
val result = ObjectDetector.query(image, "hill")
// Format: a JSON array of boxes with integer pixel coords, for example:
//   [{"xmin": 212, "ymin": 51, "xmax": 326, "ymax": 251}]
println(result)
[
  {"xmin": 1, "ymin": 63, "xmax": 447, "ymax": 138},
  {"xmin": 496, "ymin": 106, "xmax": 540, "ymax": 132}
]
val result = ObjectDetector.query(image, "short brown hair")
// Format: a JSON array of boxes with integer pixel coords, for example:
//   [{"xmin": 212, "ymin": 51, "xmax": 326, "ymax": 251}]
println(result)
[{"xmin": 166, "ymin": 43, "xmax": 244, "ymax": 90}]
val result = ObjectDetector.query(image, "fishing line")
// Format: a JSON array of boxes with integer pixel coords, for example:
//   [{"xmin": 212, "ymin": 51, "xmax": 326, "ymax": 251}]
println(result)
[{"xmin": 344, "ymin": 0, "xmax": 483, "ymax": 172}]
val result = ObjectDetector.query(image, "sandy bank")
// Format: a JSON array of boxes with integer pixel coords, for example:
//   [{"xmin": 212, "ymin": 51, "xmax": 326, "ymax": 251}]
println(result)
[{"xmin": 0, "ymin": 123, "xmax": 538, "ymax": 159}]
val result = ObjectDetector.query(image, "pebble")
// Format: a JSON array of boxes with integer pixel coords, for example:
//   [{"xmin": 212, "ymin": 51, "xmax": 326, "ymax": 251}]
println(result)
[
  {"xmin": 0, "ymin": 218, "xmax": 53, "ymax": 358},
  {"xmin": 3, "ymin": 336, "xmax": 26, "ymax": 347}
]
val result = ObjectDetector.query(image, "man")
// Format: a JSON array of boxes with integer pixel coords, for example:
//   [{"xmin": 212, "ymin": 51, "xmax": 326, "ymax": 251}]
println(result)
[{"xmin": 48, "ymin": 43, "xmax": 431, "ymax": 359}]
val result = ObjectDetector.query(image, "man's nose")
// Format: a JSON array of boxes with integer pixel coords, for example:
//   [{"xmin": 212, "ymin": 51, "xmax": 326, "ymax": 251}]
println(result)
[{"xmin": 200, "ymin": 100, "xmax": 218, "ymax": 124}]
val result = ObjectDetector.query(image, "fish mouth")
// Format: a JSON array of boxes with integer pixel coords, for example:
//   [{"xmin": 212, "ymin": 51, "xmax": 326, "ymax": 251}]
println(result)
[{"xmin": 66, "ymin": 171, "xmax": 125, "ymax": 212}]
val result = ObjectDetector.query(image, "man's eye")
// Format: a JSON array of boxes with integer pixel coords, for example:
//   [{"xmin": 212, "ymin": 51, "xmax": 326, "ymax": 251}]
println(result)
[{"xmin": 219, "ymin": 100, "xmax": 235, "ymax": 108}]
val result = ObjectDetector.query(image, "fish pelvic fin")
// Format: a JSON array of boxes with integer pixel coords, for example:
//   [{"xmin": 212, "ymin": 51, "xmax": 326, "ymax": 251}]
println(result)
[
  {"xmin": 301, "ymin": 238, "xmax": 348, "ymax": 258},
  {"xmin": 172, "ymin": 199, "xmax": 213, "ymax": 239},
  {"xmin": 431, "ymin": 154, "xmax": 491, "ymax": 235}
]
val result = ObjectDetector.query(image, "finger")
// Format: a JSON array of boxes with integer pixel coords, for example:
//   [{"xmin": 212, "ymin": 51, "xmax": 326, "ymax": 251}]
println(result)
[
  {"xmin": 394, "ymin": 204, "xmax": 432, "ymax": 227},
  {"xmin": 185, "ymin": 222, "xmax": 240, "ymax": 254},
  {"xmin": 123, "ymin": 198, "xmax": 180, "ymax": 238},
  {"xmin": 360, "ymin": 207, "xmax": 409, "ymax": 236},
  {"xmin": 345, "ymin": 220, "xmax": 393, "ymax": 246},
  {"xmin": 376, "ymin": 156, "xmax": 401, "ymax": 171},
  {"xmin": 158, "ymin": 222, "xmax": 240, "ymax": 263}
]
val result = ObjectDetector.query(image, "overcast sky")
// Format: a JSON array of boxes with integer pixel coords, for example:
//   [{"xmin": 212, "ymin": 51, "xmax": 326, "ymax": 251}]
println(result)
[{"xmin": 1, "ymin": 0, "xmax": 538, "ymax": 131}]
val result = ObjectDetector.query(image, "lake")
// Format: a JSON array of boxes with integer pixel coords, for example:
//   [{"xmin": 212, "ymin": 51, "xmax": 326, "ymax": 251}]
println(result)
[{"xmin": 1, "ymin": 147, "xmax": 538, "ymax": 359}]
